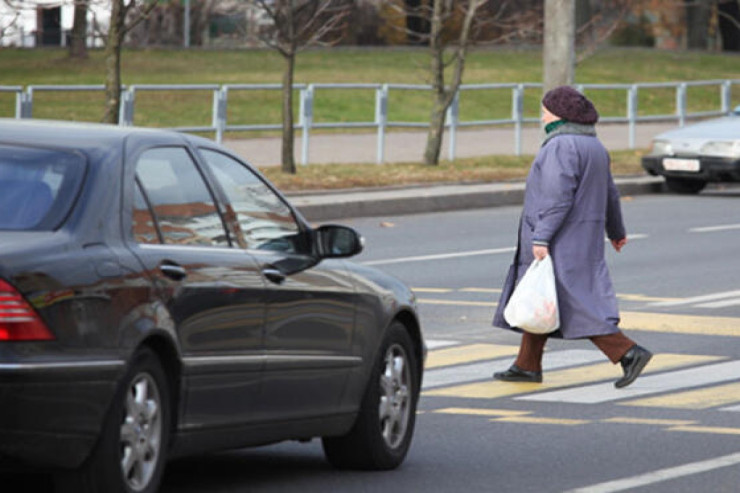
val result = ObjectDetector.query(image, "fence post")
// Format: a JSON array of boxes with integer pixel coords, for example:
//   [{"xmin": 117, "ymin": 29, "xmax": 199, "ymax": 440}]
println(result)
[
  {"xmin": 627, "ymin": 85, "xmax": 638, "ymax": 150},
  {"xmin": 212, "ymin": 87, "xmax": 227, "ymax": 143},
  {"xmin": 512, "ymin": 84, "xmax": 524, "ymax": 156},
  {"xmin": 722, "ymin": 80, "xmax": 732, "ymax": 114},
  {"xmin": 375, "ymin": 84, "xmax": 388, "ymax": 164},
  {"xmin": 447, "ymin": 91, "xmax": 459, "ymax": 161},
  {"xmin": 17, "ymin": 90, "xmax": 32, "ymax": 119},
  {"xmin": 676, "ymin": 82, "xmax": 687, "ymax": 127},
  {"xmin": 118, "ymin": 88, "xmax": 135, "ymax": 126},
  {"xmin": 300, "ymin": 85, "xmax": 313, "ymax": 166}
]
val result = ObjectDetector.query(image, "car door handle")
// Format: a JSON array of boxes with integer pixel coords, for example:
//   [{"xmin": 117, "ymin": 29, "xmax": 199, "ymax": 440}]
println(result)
[
  {"xmin": 160, "ymin": 262, "xmax": 187, "ymax": 281},
  {"xmin": 262, "ymin": 267, "xmax": 286, "ymax": 284}
]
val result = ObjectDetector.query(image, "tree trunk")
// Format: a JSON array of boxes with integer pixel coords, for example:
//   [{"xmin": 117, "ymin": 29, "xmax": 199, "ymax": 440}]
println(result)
[
  {"xmin": 543, "ymin": 0, "xmax": 575, "ymax": 92},
  {"xmin": 281, "ymin": 52, "xmax": 297, "ymax": 174},
  {"xmin": 423, "ymin": 98, "xmax": 449, "ymax": 166},
  {"xmin": 69, "ymin": 0, "xmax": 89, "ymax": 59},
  {"xmin": 686, "ymin": 0, "xmax": 711, "ymax": 50},
  {"xmin": 103, "ymin": 0, "xmax": 123, "ymax": 124}
]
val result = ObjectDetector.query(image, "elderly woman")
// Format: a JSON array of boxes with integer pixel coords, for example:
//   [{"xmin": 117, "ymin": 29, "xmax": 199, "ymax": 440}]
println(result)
[{"xmin": 492, "ymin": 85, "xmax": 652, "ymax": 389}]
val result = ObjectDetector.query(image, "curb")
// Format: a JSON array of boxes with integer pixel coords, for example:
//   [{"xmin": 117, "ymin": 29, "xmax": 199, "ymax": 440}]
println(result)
[{"xmin": 291, "ymin": 176, "xmax": 665, "ymax": 222}]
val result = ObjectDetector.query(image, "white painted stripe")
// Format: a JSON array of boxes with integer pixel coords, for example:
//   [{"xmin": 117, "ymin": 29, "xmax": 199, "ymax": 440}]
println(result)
[
  {"xmin": 566, "ymin": 452, "xmax": 740, "ymax": 493},
  {"xmin": 720, "ymin": 404, "xmax": 740, "ymax": 412},
  {"xmin": 690, "ymin": 223, "xmax": 740, "ymax": 233},
  {"xmin": 518, "ymin": 360, "xmax": 740, "ymax": 404},
  {"xmin": 423, "ymin": 349, "xmax": 604, "ymax": 390},
  {"xmin": 696, "ymin": 297, "xmax": 740, "ymax": 309},
  {"xmin": 362, "ymin": 247, "xmax": 515, "ymax": 266},
  {"xmin": 425, "ymin": 339, "xmax": 459, "ymax": 350},
  {"xmin": 649, "ymin": 289, "xmax": 740, "ymax": 307}
]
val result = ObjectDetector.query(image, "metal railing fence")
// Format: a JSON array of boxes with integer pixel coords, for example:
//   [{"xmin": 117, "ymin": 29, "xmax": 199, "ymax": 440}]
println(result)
[{"xmin": 4, "ymin": 79, "xmax": 739, "ymax": 164}]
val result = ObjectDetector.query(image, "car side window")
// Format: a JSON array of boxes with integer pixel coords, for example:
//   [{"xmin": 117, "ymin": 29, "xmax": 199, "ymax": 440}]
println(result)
[
  {"xmin": 136, "ymin": 147, "xmax": 229, "ymax": 247},
  {"xmin": 198, "ymin": 149, "xmax": 303, "ymax": 253},
  {"xmin": 133, "ymin": 181, "xmax": 161, "ymax": 244}
]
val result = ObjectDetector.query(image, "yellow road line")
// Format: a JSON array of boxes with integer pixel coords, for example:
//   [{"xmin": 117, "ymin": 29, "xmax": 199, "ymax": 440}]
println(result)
[
  {"xmin": 621, "ymin": 311, "xmax": 740, "ymax": 337},
  {"xmin": 423, "ymin": 354, "xmax": 721, "ymax": 399},
  {"xmin": 493, "ymin": 416, "xmax": 590, "ymax": 425},
  {"xmin": 602, "ymin": 417, "xmax": 697, "ymax": 426},
  {"xmin": 413, "ymin": 288, "xmax": 454, "ymax": 293},
  {"xmin": 417, "ymin": 298, "xmax": 495, "ymax": 307},
  {"xmin": 433, "ymin": 407, "xmax": 530, "ymax": 417},
  {"xmin": 425, "ymin": 343, "xmax": 519, "ymax": 369},
  {"xmin": 621, "ymin": 382, "xmax": 740, "ymax": 410},
  {"xmin": 669, "ymin": 425, "xmax": 740, "ymax": 436},
  {"xmin": 617, "ymin": 294, "xmax": 681, "ymax": 302},
  {"xmin": 460, "ymin": 288, "xmax": 502, "ymax": 294}
]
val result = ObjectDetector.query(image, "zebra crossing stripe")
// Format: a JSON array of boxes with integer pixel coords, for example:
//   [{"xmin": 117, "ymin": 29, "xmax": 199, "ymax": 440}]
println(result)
[
  {"xmin": 621, "ymin": 381, "xmax": 740, "ymax": 410},
  {"xmin": 425, "ymin": 343, "xmax": 519, "ymax": 369},
  {"xmin": 648, "ymin": 289, "xmax": 740, "ymax": 307},
  {"xmin": 518, "ymin": 359, "xmax": 740, "ymax": 404},
  {"xmin": 424, "ymin": 353, "xmax": 719, "ymax": 399},
  {"xmin": 620, "ymin": 311, "xmax": 740, "ymax": 337}
]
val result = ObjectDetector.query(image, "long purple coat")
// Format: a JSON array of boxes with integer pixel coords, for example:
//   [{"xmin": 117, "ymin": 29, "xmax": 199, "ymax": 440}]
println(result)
[{"xmin": 493, "ymin": 128, "xmax": 626, "ymax": 339}]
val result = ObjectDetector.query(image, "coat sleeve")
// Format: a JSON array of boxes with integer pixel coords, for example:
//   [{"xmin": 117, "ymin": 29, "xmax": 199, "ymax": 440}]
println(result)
[
  {"xmin": 531, "ymin": 139, "xmax": 579, "ymax": 246},
  {"xmin": 605, "ymin": 165, "xmax": 626, "ymax": 240}
]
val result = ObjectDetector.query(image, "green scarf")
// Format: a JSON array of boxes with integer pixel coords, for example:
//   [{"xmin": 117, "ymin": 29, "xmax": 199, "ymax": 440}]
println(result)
[{"xmin": 545, "ymin": 119, "xmax": 568, "ymax": 134}]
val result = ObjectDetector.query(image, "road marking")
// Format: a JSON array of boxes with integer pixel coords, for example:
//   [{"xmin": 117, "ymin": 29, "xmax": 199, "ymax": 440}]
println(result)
[
  {"xmin": 417, "ymin": 298, "xmax": 494, "ymax": 307},
  {"xmin": 425, "ymin": 354, "xmax": 717, "ymax": 399},
  {"xmin": 423, "ymin": 349, "xmax": 605, "ymax": 390},
  {"xmin": 566, "ymin": 451, "xmax": 740, "ymax": 493},
  {"xmin": 689, "ymin": 223, "xmax": 740, "ymax": 233},
  {"xmin": 412, "ymin": 287, "xmax": 453, "ymax": 293},
  {"xmin": 519, "ymin": 359, "xmax": 738, "ymax": 404},
  {"xmin": 425, "ymin": 343, "xmax": 519, "ymax": 370},
  {"xmin": 720, "ymin": 404, "xmax": 740, "ymax": 412},
  {"xmin": 602, "ymin": 417, "xmax": 696, "ymax": 426},
  {"xmin": 616, "ymin": 293, "xmax": 680, "ymax": 303},
  {"xmin": 620, "ymin": 311, "xmax": 740, "ymax": 337},
  {"xmin": 669, "ymin": 425, "xmax": 740, "ymax": 436},
  {"xmin": 695, "ymin": 297, "xmax": 740, "ymax": 309},
  {"xmin": 460, "ymin": 287, "xmax": 501, "ymax": 294},
  {"xmin": 433, "ymin": 407, "xmax": 530, "ymax": 417},
  {"xmin": 622, "ymin": 382, "xmax": 740, "ymax": 409},
  {"xmin": 492, "ymin": 416, "xmax": 589, "ymax": 426},
  {"xmin": 648, "ymin": 289, "xmax": 740, "ymax": 307},
  {"xmin": 425, "ymin": 339, "xmax": 459, "ymax": 350},
  {"xmin": 362, "ymin": 247, "xmax": 515, "ymax": 266}
]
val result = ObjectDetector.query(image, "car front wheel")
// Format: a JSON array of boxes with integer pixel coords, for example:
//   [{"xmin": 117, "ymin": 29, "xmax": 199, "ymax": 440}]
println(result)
[
  {"xmin": 56, "ymin": 347, "xmax": 171, "ymax": 493},
  {"xmin": 665, "ymin": 177, "xmax": 707, "ymax": 194},
  {"xmin": 322, "ymin": 321, "xmax": 420, "ymax": 470}
]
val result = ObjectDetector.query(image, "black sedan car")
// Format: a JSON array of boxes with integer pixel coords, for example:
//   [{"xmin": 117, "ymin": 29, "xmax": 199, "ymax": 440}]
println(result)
[{"xmin": 0, "ymin": 119, "xmax": 424, "ymax": 492}]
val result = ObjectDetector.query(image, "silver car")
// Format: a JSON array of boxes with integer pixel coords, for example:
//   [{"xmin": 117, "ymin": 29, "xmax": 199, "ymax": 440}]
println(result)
[{"xmin": 642, "ymin": 107, "xmax": 740, "ymax": 193}]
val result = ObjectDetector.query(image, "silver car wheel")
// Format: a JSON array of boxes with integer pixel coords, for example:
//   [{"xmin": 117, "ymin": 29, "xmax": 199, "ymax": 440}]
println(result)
[
  {"xmin": 120, "ymin": 372, "xmax": 163, "ymax": 492},
  {"xmin": 378, "ymin": 343, "xmax": 411, "ymax": 450}
]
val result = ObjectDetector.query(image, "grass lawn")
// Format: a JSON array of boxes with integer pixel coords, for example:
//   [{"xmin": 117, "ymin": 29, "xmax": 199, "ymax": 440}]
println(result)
[{"xmin": 0, "ymin": 47, "xmax": 735, "ymax": 189}]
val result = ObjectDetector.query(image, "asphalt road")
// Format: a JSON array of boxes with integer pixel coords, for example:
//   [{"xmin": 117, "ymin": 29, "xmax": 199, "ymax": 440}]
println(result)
[{"xmin": 9, "ymin": 188, "xmax": 740, "ymax": 492}]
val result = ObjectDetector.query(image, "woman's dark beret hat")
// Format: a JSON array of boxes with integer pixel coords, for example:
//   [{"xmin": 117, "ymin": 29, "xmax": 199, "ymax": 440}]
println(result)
[{"xmin": 542, "ymin": 86, "xmax": 599, "ymax": 124}]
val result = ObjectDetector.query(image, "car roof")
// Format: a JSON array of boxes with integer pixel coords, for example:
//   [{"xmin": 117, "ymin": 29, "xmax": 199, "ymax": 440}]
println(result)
[
  {"xmin": 655, "ymin": 115, "xmax": 740, "ymax": 141},
  {"xmin": 0, "ymin": 118, "xmax": 198, "ymax": 151}
]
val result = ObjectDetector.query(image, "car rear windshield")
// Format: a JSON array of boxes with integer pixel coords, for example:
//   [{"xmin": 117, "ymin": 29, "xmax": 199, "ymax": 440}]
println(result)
[{"xmin": 0, "ymin": 144, "xmax": 86, "ymax": 231}]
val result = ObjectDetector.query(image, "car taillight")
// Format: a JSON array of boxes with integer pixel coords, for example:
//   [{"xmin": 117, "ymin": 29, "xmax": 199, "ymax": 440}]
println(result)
[{"xmin": 0, "ymin": 279, "xmax": 55, "ymax": 341}]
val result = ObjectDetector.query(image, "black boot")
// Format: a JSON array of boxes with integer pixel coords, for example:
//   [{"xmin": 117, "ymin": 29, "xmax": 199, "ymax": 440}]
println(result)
[
  {"xmin": 615, "ymin": 345, "xmax": 653, "ymax": 388},
  {"xmin": 493, "ymin": 364, "xmax": 542, "ymax": 383}
]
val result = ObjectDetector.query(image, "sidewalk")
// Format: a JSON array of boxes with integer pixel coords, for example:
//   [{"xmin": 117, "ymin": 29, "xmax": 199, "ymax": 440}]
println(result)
[{"xmin": 222, "ymin": 122, "xmax": 673, "ymax": 221}]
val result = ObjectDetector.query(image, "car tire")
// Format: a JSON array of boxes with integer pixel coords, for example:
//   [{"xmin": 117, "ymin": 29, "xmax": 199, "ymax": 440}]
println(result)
[
  {"xmin": 322, "ymin": 321, "xmax": 420, "ymax": 470},
  {"xmin": 55, "ymin": 347, "xmax": 171, "ymax": 493},
  {"xmin": 665, "ymin": 177, "xmax": 707, "ymax": 194}
]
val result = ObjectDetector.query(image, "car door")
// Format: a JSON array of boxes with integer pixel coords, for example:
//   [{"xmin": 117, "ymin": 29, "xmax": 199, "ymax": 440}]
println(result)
[
  {"xmin": 125, "ymin": 143, "xmax": 267, "ymax": 430},
  {"xmin": 197, "ymin": 148, "xmax": 360, "ymax": 422}
]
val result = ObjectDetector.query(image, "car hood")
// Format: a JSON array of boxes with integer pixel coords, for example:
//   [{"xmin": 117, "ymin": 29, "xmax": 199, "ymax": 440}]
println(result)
[{"xmin": 655, "ymin": 116, "xmax": 740, "ymax": 142}]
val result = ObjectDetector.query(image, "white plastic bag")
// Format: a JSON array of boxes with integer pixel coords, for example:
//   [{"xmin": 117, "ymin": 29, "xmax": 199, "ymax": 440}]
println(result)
[{"xmin": 503, "ymin": 256, "xmax": 560, "ymax": 334}]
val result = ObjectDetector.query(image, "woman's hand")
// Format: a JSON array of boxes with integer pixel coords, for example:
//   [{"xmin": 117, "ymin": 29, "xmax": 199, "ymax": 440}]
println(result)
[
  {"xmin": 611, "ymin": 237, "xmax": 627, "ymax": 252},
  {"xmin": 533, "ymin": 245, "xmax": 549, "ymax": 260}
]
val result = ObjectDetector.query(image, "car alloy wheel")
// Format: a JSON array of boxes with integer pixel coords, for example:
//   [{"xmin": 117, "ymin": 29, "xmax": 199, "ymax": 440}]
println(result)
[
  {"xmin": 378, "ymin": 343, "xmax": 412, "ymax": 450},
  {"xmin": 120, "ymin": 372, "xmax": 164, "ymax": 491}
]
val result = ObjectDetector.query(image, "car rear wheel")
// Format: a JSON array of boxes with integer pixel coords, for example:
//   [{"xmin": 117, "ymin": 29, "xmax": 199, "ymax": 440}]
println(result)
[
  {"xmin": 322, "ymin": 321, "xmax": 419, "ymax": 470},
  {"xmin": 665, "ymin": 177, "xmax": 707, "ymax": 194},
  {"xmin": 55, "ymin": 347, "xmax": 171, "ymax": 493}
]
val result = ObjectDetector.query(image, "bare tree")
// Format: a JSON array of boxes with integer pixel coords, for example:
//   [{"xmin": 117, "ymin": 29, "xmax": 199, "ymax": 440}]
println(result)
[
  {"xmin": 543, "ymin": 0, "xmax": 575, "ymax": 92},
  {"xmin": 252, "ymin": 0, "xmax": 352, "ymax": 174},
  {"xmin": 69, "ymin": 0, "xmax": 90, "ymax": 59},
  {"xmin": 102, "ymin": 0, "xmax": 158, "ymax": 124}
]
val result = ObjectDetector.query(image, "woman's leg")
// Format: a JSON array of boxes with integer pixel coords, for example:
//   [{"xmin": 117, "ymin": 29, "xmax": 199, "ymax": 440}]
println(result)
[
  {"xmin": 589, "ymin": 331, "xmax": 635, "ymax": 363},
  {"xmin": 514, "ymin": 332, "xmax": 548, "ymax": 372}
]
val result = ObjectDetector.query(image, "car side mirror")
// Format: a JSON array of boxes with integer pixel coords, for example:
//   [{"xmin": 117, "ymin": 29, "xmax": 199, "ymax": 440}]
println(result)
[{"xmin": 315, "ymin": 225, "xmax": 364, "ymax": 259}]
